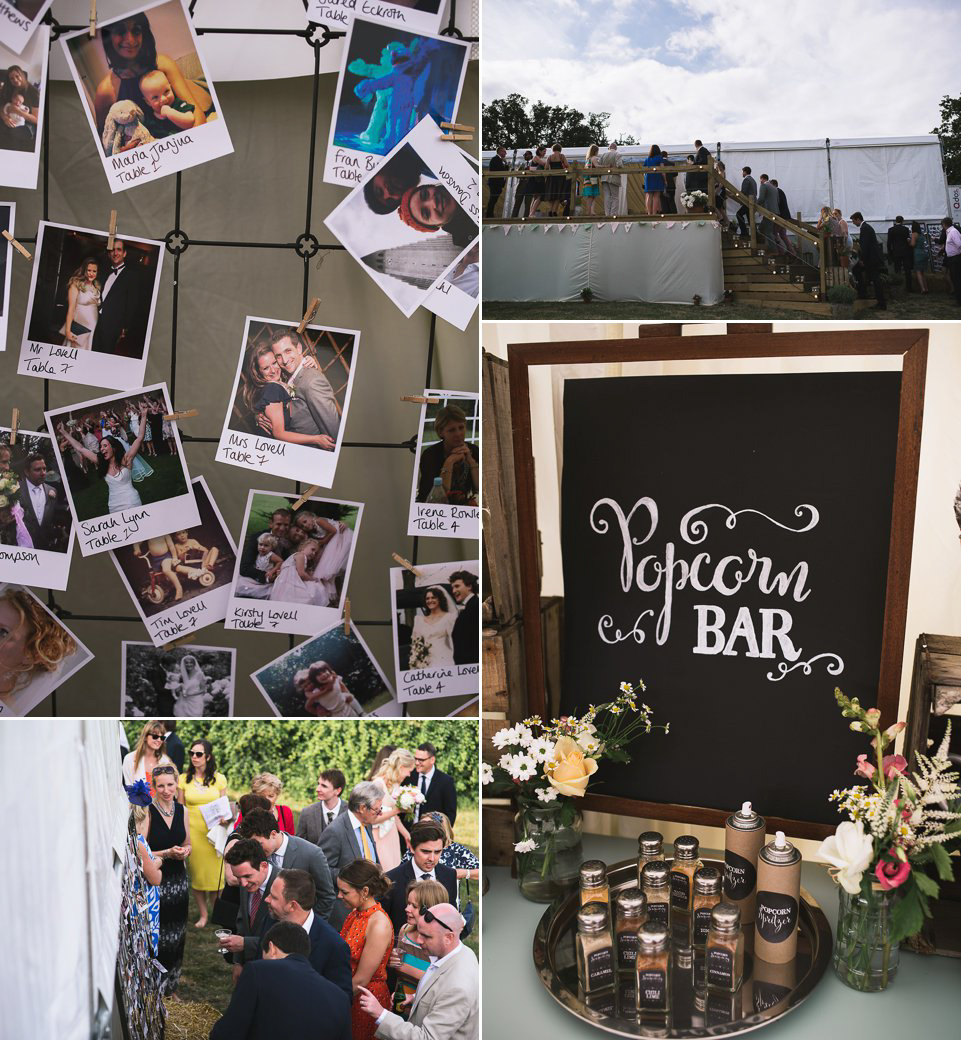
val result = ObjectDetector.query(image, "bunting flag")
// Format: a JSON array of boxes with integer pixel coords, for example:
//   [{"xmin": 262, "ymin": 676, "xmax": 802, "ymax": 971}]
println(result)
[
  {"xmin": 502, "ymin": 226, "xmax": 511, "ymax": 236},
  {"xmin": 609, "ymin": 223, "xmax": 618, "ymax": 235}
]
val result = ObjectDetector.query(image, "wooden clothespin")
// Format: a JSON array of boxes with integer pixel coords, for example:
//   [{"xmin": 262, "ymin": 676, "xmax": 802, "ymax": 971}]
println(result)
[
  {"xmin": 291, "ymin": 484, "xmax": 319, "ymax": 511},
  {"xmin": 89, "ymin": 0, "xmax": 97, "ymax": 37},
  {"xmin": 167, "ymin": 632, "xmax": 196, "ymax": 649},
  {"xmin": 400, "ymin": 395, "xmax": 441, "ymax": 405},
  {"xmin": 296, "ymin": 298, "xmax": 320, "ymax": 335},
  {"xmin": 441, "ymin": 121, "xmax": 474, "ymax": 133},
  {"xmin": 440, "ymin": 132, "xmax": 472, "ymax": 142},
  {"xmin": 106, "ymin": 210, "xmax": 118, "ymax": 249},
  {"xmin": 162, "ymin": 408, "xmax": 198, "ymax": 421},
  {"xmin": 2, "ymin": 230, "xmax": 32, "ymax": 261},
  {"xmin": 343, "ymin": 598, "xmax": 351, "ymax": 635},
  {"xmin": 10, "ymin": 408, "xmax": 20, "ymax": 445},
  {"xmin": 392, "ymin": 552, "xmax": 422, "ymax": 578}
]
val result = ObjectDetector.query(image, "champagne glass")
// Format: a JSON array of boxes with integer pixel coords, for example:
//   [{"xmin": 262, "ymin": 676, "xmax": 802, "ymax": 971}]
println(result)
[{"xmin": 215, "ymin": 929, "xmax": 231, "ymax": 954}]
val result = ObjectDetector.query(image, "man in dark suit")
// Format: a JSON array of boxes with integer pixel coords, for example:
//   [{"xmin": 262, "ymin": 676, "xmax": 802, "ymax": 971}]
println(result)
[
  {"xmin": 449, "ymin": 570, "xmax": 478, "ymax": 666},
  {"xmin": 736, "ymin": 166, "xmax": 757, "ymax": 239},
  {"xmin": 486, "ymin": 146, "xmax": 509, "ymax": 218},
  {"xmin": 380, "ymin": 823, "xmax": 458, "ymax": 937},
  {"xmin": 264, "ymin": 868, "xmax": 352, "ymax": 1001},
  {"xmin": 92, "ymin": 239, "xmax": 151, "ymax": 355},
  {"xmin": 221, "ymin": 839, "xmax": 280, "ymax": 969},
  {"xmin": 319, "ymin": 781, "xmax": 383, "ymax": 929},
  {"xmin": 406, "ymin": 742, "xmax": 457, "ymax": 825},
  {"xmin": 850, "ymin": 212, "xmax": 887, "ymax": 310},
  {"xmin": 16, "ymin": 453, "xmax": 70, "ymax": 551},
  {"xmin": 688, "ymin": 139, "xmax": 711, "ymax": 193},
  {"xmin": 297, "ymin": 768, "xmax": 348, "ymax": 845},
  {"xmin": 210, "ymin": 921, "xmax": 350, "ymax": 1040},
  {"xmin": 239, "ymin": 508, "xmax": 292, "ymax": 582},
  {"xmin": 162, "ymin": 721, "xmax": 185, "ymax": 773},
  {"xmin": 887, "ymin": 215, "xmax": 913, "ymax": 291},
  {"xmin": 237, "ymin": 808, "xmax": 335, "ymax": 920}
]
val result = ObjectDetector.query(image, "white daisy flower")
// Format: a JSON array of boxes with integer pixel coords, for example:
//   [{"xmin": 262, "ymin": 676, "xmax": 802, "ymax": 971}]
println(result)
[
  {"xmin": 527, "ymin": 737, "xmax": 555, "ymax": 763},
  {"xmin": 514, "ymin": 839, "xmax": 537, "ymax": 853},
  {"xmin": 508, "ymin": 755, "xmax": 537, "ymax": 782},
  {"xmin": 536, "ymin": 786, "xmax": 559, "ymax": 803},
  {"xmin": 481, "ymin": 763, "xmax": 494, "ymax": 785},
  {"xmin": 620, "ymin": 681, "xmax": 634, "ymax": 694},
  {"xmin": 491, "ymin": 728, "xmax": 515, "ymax": 750}
]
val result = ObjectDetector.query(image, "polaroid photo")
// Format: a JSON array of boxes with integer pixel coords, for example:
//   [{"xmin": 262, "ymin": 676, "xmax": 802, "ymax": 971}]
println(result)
[
  {"xmin": 121, "ymin": 641, "xmax": 236, "ymax": 717},
  {"xmin": 424, "ymin": 244, "xmax": 478, "ymax": 329},
  {"xmin": 307, "ymin": 0, "xmax": 447, "ymax": 54},
  {"xmin": 0, "ymin": 583, "xmax": 94, "ymax": 717},
  {"xmin": 18, "ymin": 221, "xmax": 165, "ymax": 391},
  {"xmin": 216, "ymin": 316, "xmax": 360, "ymax": 489},
  {"xmin": 0, "ymin": 425, "xmax": 76, "ymax": 591},
  {"xmin": 326, "ymin": 116, "xmax": 479, "ymax": 316},
  {"xmin": 0, "ymin": 25, "xmax": 48, "ymax": 189},
  {"xmin": 251, "ymin": 619, "xmax": 399, "ymax": 717},
  {"xmin": 225, "ymin": 489, "xmax": 363, "ymax": 637},
  {"xmin": 110, "ymin": 476, "xmax": 236, "ymax": 647},
  {"xmin": 323, "ymin": 16, "xmax": 468, "ymax": 187},
  {"xmin": 389, "ymin": 558, "xmax": 479, "ymax": 702},
  {"xmin": 0, "ymin": 201, "xmax": 13, "ymax": 349},
  {"xmin": 406, "ymin": 389, "xmax": 478, "ymax": 539},
  {"xmin": 0, "ymin": 0, "xmax": 53, "ymax": 54},
  {"xmin": 60, "ymin": 0, "xmax": 233, "ymax": 194},
  {"xmin": 44, "ymin": 383, "xmax": 200, "ymax": 558}
]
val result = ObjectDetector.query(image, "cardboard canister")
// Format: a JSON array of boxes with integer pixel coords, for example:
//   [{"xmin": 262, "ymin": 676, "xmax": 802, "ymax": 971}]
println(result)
[
  {"xmin": 724, "ymin": 802, "xmax": 766, "ymax": 924},
  {"xmin": 753, "ymin": 831, "xmax": 801, "ymax": 964}
]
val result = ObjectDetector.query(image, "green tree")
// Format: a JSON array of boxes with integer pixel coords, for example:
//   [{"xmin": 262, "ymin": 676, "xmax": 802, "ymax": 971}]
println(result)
[
  {"xmin": 932, "ymin": 93, "xmax": 961, "ymax": 184},
  {"xmin": 483, "ymin": 94, "xmax": 611, "ymax": 151}
]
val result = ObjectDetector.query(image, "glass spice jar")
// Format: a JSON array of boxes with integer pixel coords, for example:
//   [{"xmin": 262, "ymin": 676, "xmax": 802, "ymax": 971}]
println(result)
[
  {"xmin": 636, "ymin": 831, "xmax": 664, "ymax": 885},
  {"xmin": 705, "ymin": 902, "xmax": 744, "ymax": 992},
  {"xmin": 635, "ymin": 920, "xmax": 671, "ymax": 1014},
  {"xmin": 614, "ymin": 889, "xmax": 648, "ymax": 972},
  {"xmin": 576, "ymin": 901, "xmax": 615, "ymax": 995},
  {"xmin": 691, "ymin": 866, "xmax": 722, "ymax": 948},
  {"xmin": 640, "ymin": 860, "xmax": 671, "ymax": 928},
  {"xmin": 580, "ymin": 860, "xmax": 610, "ymax": 907},
  {"xmin": 670, "ymin": 835, "xmax": 702, "ymax": 913}
]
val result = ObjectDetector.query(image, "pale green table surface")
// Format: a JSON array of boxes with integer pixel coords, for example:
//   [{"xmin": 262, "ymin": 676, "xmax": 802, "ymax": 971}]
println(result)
[{"xmin": 482, "ymin": 834, "xmax": 961, "ymax": 1037}]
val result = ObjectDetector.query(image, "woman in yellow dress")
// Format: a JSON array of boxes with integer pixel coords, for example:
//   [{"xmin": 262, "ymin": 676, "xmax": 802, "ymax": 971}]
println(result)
[{"xmin": 177, "ymin": 737, "xmax": 230, "ymax": 928}]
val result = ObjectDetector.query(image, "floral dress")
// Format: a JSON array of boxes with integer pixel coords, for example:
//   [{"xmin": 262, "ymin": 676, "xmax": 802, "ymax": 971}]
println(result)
[
  {"xmin": 134, "ymin": 835, "xmax": 161, "ymax": 956},
  {"xmin": 342, "ymin": 903, "xmax": 393, "ymax": 1040}
]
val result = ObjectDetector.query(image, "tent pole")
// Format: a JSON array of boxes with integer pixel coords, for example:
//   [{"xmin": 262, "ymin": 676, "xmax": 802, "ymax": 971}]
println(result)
[
  {"xmin": 938, "ymin": 135, "xmax": 951, "ymax": 215},
  {"xmin": 825, "ymin": 137, "xmax": 834, "ymax": 211}
]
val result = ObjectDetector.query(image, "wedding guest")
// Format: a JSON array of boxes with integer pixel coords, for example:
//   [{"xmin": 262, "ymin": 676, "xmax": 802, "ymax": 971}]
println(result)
[
  {"xmin": 265, "ymin": 869, "xmax": 352, "ymax": 998},
  {"xmin": 485, "ymin": 146, "xmax": 509, "ymax": 219},
  {"xmin": 736, "ymin": 166, "xmax": 757, "ymax": 238},
  {"xmin": 60, "ymin": 258, "xmax": 101, "ymax": 350},
  {"xmin": 525, "ymin": 146, "xmax": 549, "ymax": 220},
  {"xmin": 416, "ymin": 405, "xmax": 478, "ymax": 505},
  {"xmin": 298, "ymin": 769, "xmax": 348, "ymax": 844},
  {"xmin": 643, "ymin": 145, "xmax": 665, "ymax": 216},
  {"xmin": 177, "ymin": 738, "xmax": 229, "ymax": 928},
  {"xmin": 91, "ymin": 240, "xmax": 150, "ymax": 356},
  {"xmin": 222, "ymin": 794, "xmax": 273, "ymax": 928},
  {"xmin": 121, "ymin": 719, "xmax": 173, "ymax": 790},
  {"xmin": 127, "ymin": 782, "xmax": 162, "ymax": 955},
  {"xmin": 356, "ymin": 904, "xmax": 478, "ymax": 1040},
  {"xmin": 0, "ymin": 65, "xmax": 39, "ymax": 150},
  {"xmin": 237, "ymin": 807, "xmax": 335, "ymax": 920},
  {"xmin": 211, "ymin": 921, "xmax": 351, "ymax": 1040},
  {"xmin": 147, "ymin": 763, "xmax": 190, "ymax": 994},
  {"xmin": 381, "ymin": 824, "xmax": 458, "ymax": 937},
  {"xmin": 833, "ymin": 208, "xmax": 852, "ymax": 268},
  {"xmin": 510, "ymin": 151, "xmax": 535, "ymax": 219},
  {"xmin": 270, "ymin": 331, "xmax": 341, "ymax": 447},
  {"xmin": 388, "ymin": 878, "xmax": 448, "ymax": 1011},
  {"xmin": 249, "ymin": 771, "xmax": 296, "ymax": 834},
  {"xmin": 320, "ymin": 782, "xmax": 383, "ymax": 930},
  {"xmin": 162, "ymin": 720, "xmax": 185, "ymax": 772},
  {"xmin": 220, "ymin": 839, "xmax": 281, "ymax": 970},
  {"xmin": 910, "ymin": 220, "xmax": 930, "ymax": 294},
  {"xmin": 337, "ymin": 860, "xmax": 394, "ymax": 1040},
  {"xmin": 396, "ymin": 181, "xmax": 476, "ymax": 247},
  {"xmin": 17, "ymin": 453, "xmax": 69, "ymax": 551},
  {"xmin": 241, "ymin": 345, "xmax": 335, "ymax": 451},
  {"xmin": 240, "ymin": 509, "xmax": 292, "ymax": 582},
  {"xmin": 887, "ymin": 215, "xmax": 913, "ymax": 290},
  {"xmin": 850, "ymin": 212, "xmax": 886, "ymax": 310},
  {"xmin": 406, "ymin": 743, "xmax": 457, "ymax": 825},
  {"xmin": 402, "ymin": 813, "xmax": 479, "ymax": 881},
  {"xmin": 367, "ymin": 746, "xmax": 398, "ymax": 782},
  {"xmin": 581, "ymin": 144, "xmax": 602, "ymax": 216},
  {"xmin": 942, "ymin": 216, "xmax": 961, "ymax": 304},
  {"xmin": 371, "ymin": 748, "xmax": 416, "ymax": 871},
  {"xmin": 147, "ymin": 398, "xmax": 165, "ymax": 456},
  {"xmin": 450, "ymin": 571, "xmax": 479, "ymax": 666},
  {"xmin": 545, "ymin": 144, "xmax": 569, "ymax": 219},
  {"xmin": 598, "ymin": 142, "xmax": 623, "ymax": 218}
]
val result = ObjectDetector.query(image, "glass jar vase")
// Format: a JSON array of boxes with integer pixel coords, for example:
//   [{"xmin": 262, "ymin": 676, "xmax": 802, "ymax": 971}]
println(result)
[
  {"xmin": 833, "ymin": 884, "xmax": 900, "ymax": 992},
  {"xmin": 513, "ymin": 798, "xmax": 584, "ymax": 903}
]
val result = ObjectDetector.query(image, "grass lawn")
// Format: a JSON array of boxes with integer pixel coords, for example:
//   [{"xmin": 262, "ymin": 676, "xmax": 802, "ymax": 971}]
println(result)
[
  {"xmin": 176, "ymin": 798, "xmax": 479, "ymax": 1015},
  {"xmin": 70, "ymin": 454, "xmax": 189, "ymax": 521}
]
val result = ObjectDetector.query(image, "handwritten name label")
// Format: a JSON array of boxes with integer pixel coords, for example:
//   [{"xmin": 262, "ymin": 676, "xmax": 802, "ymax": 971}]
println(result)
[
  {"xmin": 221, "ymin": 432, "xmax": 287, "ymax": 469},
  {"xmin": 80, "ymin": 508, "xmax": 148, "ymax": 548},
  {"xmin": 228, "ymin": 605, "xmax": 300, "ymax": 630},
  {"xmin": 1, "ymin": 5, "xmax": 31, "ymax": 30},
  {"xmin": 110, "ymin": 134, "xmax": 193, "ymax": 183},
  {"xmin": 0, "ymin": 547, "xmax": 39, "ymax": 565},
  {"xmin": 437, "ymin": 166, "xmax": 480, "ymax": 220},
  {"xmin": 330, "ymin": 149, "xmax": 378, "ymax": 184},
  {"xmin": 411, "ymin": 503, "xmax": 477, "ymax": 534}
]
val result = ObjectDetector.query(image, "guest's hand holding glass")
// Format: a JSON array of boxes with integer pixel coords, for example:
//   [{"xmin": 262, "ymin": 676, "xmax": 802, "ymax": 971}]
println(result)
[
  {"xmin": 215, "ymin": 929, "xmax": 232, "ymax": 953},
  {"xmin": 220, "ymin": 933, "xmax": 245, "ymax": 953}
]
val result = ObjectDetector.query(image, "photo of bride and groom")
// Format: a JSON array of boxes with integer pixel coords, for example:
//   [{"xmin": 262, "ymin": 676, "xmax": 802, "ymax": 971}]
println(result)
[{"xmin": 395, "ymin": 565, "xmax": 479, "ymax": 670}]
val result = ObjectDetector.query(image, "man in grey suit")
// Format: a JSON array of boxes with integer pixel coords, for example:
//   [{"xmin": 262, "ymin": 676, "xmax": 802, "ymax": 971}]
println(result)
[
  {"xmin": 237, "ymin": 808, "xmax": 335, "ymax": 920},
  {"xmin": 271, "ymin": 330, "xmax": 341, "ymax": 447},
  {"xmin": 736, "ymin": 165, "xmax": 758, "ymax": 239},
  {"xmin": 221, "ymin": 839, "xmax": 280, "ymax": 969},
  {"xmin": 598, "ymin": 142, "xmax": 623, "ymax": 218},
  {"xmin": 319, "ymin": 780, "xmax": 383, "ymax": 929},
  {"xmin": 756, "ymin": 173, "xmax": 779, "ymax": 249},
  {"xmin": 357, "ymin": 904, "xmax": 478, "ymax": 1040},
  {"xmin": 297, "ymin": 768, "xmax": 348, "ymax": 846}
]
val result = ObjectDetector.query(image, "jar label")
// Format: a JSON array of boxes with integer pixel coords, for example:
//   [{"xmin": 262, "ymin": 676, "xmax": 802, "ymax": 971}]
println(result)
[
  {"xmin": 692, "ymin": 906, "xmax": 713, "ymax": 944},
  {"xmin": 724, "ymin": 849, "xmax": 757, "ymax": 900},
  {"xmin": 670, "ymin": 869, "xmax": 691, "ymax": 909},
  {"xmin": 617, "ymin": 931, "xmax": 639, "ymax": 966},
  {"xmin": 706, "ymin": 946, "xmax": 734, "ymax": 988},
  {"xmin": 637, "ymin": 968, "xmax": 667, "ymax": 1010},
  {"xmin": 587, "ymin": 947, "xmax": 614, "ymax": 987},
  {"xmin": 755, "ymin": 890, "xmax": 798, "ymax": 943},
  {"xmin": 646, "ymin": 900, "xmax": 669, "ymax": 927}
]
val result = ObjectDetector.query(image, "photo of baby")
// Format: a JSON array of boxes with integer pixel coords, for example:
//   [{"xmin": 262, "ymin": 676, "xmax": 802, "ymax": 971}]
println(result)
[{"xmin": 0, "ymin": 26, "xmax": 48, "ymax": 189}]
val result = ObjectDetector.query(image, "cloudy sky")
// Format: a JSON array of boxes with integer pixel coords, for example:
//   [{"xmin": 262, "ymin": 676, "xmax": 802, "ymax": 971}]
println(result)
[{"xmin": 482, "ymin": 0, "xmax": 961, "ymax": 143}]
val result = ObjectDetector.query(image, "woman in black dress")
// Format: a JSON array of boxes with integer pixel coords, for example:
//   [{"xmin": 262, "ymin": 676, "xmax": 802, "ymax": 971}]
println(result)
[
  {"xmin": 147, "ymin": 399, "xmax": 165, "ymax": 456},
  {"xmin": 147, "ymin": 763, "xmax": 190, "ymax": 994}
]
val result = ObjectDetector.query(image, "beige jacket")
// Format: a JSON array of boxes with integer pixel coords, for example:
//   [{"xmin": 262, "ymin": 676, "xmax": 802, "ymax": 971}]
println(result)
[{"xmin": 375, "ymin": 944, "xmax": 478, "ymax": 1040}]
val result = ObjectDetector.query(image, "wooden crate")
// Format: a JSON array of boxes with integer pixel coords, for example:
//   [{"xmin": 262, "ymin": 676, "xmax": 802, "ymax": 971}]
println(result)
[{"xmin": 482, "ymin": 800, "xmax": 515, "ymax": 867}]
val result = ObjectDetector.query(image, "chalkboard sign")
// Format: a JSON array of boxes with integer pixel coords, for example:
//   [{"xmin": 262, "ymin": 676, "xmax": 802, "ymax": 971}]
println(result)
[{"xmin": 508, "ymin": 330, "xmax": 928, "ymax": 838}]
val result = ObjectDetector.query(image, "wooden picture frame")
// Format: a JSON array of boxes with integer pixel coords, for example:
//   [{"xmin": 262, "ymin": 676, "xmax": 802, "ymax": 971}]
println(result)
[{"xmin": 508, "ymin": 328, "xmax": 928, "ymax": 839}]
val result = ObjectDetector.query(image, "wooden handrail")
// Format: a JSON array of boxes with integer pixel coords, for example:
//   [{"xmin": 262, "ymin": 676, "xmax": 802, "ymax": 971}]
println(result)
[{"xmin": 712, "ymin": 168, "xmax": 821, "ymax": 249}]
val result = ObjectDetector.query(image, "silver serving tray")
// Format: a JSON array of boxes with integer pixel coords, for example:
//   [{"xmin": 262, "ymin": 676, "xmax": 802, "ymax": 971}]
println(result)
[{"xmin": 533, "ymin": 858, "xmax": 833, "ymax": 1038}]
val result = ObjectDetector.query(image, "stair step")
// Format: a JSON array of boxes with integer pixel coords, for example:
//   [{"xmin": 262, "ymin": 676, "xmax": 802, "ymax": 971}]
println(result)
[
  {"xmin": 731, "ymin": 292, "xmax": 833, "ymax": 313},
  {"xmin": 733, "ymin": 282, "xmax": 808, "ymax": 293}
]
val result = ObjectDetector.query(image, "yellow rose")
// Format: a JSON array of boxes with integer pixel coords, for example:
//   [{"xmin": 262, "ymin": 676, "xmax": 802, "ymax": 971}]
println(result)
[{"xmin": 547, "ymin": 735, "xmax": 598, "ymax": 797}]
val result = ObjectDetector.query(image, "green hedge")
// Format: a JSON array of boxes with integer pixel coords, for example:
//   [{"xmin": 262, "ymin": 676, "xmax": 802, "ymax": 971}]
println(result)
[{"xmin": 122, "ymin": 720, "xmax": 479, "ymax": 804}]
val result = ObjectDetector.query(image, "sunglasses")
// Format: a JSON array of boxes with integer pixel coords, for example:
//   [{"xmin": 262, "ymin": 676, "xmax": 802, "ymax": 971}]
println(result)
[
  {"xmin": 190, "ymin": 751, "xmax": 207, "ymax": 757},
  {"xmin": 148, "ymin": 733, "xmax": 164, "ymax": 739},
  {"xmin": 420, "ymin": 907, "xmax": 453, "ymax": 932},
  {"xmin": 153, "ymin": 766, "xmax": 175, "ymax": 776}
]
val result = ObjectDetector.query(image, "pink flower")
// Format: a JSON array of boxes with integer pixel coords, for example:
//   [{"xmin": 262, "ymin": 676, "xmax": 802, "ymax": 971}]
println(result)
[
  {"xmin": 874, "ymin": 855, "xmax": 911, "ymax": 890},
  {"xmin": 854, "ymin": 754, "xmax": 876, "ymax": 779},
  {"xmin": 882, "ymin": 754, "xmax": 908, "ymax": 779},
  {"xmin": 864, "ymin": 708, "xmax": 882, "ymax": 727}
]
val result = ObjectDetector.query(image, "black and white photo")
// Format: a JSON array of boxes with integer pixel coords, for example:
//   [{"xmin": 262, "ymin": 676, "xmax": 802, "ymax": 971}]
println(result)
[
  {"xmin": 121, "ymin": 641, "xmax": 235, "ymax": 717},
  {"xmin": 18, "ymin": 221, "xmax": 165, "ymax": 390}
]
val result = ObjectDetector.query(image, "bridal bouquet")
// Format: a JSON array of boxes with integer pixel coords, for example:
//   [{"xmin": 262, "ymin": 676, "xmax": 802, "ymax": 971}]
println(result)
[
  {"xmin": 408, "ymin": 634, "xmax": 430, "ymax": 669},
  {"xmin": 395, "ymin": 785, "xmax": 426, "ymax": 814},
  {"xmin": 818, "ymin": 688, "xmax": 961, "ymax": 989},
  {"xmin": 0, "ymin": 473, "xmax": 20, "ymax": 509}
]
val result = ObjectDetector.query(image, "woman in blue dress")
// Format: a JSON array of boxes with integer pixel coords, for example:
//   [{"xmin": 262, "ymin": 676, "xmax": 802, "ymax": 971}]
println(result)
[
  {"xmin": 126, "ymin": 782, "xmax": 162, "ymax": 956},
  {"xmin": 643, "ymin": 144, "xmax": 666, "ymax": 216}
]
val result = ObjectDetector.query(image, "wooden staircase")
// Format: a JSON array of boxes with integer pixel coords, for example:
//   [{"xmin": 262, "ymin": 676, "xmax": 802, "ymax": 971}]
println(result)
[{"xmin": 721, "ymin": 230, "xmax": 834, "ymax": 314}]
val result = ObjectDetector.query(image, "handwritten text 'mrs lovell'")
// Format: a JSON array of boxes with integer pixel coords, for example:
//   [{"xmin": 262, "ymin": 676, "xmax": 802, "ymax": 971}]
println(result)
[
  {"xmin": 589, "ymin": 496, "xmax": 845, "ymax": 681},
  {"xmin": 110, "ymin": 135, "xmax": 192, "ymax": 182}
]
